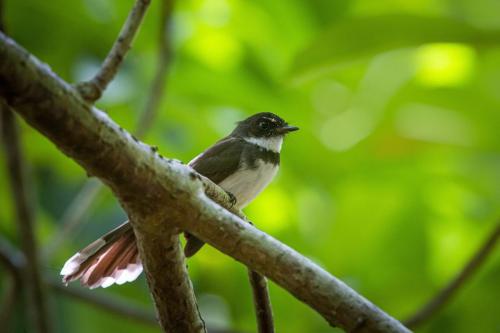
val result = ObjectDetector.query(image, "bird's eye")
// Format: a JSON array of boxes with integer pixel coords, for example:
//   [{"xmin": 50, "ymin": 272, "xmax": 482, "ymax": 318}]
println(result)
[{"xmin": 258, "ymin": 121, "xmax": 269, "ymax": 130}]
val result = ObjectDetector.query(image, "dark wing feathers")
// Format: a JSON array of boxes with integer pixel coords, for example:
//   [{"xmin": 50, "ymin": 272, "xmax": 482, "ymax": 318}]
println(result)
[
  {"xmin": 189, "ymin": 136, "xmax": 245, "ymax": 184},
  {"xmin": 185, "ymin": 136, "xmax": 245, "ymax": 257}
]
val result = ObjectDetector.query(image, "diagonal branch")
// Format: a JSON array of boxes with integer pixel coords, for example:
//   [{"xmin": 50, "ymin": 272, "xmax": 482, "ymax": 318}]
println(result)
[
  {"xmin": 0, "ymin": 101, "xmax": 52, "ymax": 333},
  {"xmin": 44, "ymin": 0, "xmax": 175, "ymax": 260},
  {"xmin": 76, "ymin": 0, "xmax": 151, "ymax": 102},
  {"xmin": 42, "ymin": 179, "xmax": 102, "ymax": 259},
  {"xmin": 404, "ymin": 221, "xmax": 500, "ymax": 329},
  {"xmin": 0, "ymin": 32, "xmax": 410, "ymax": 333}
]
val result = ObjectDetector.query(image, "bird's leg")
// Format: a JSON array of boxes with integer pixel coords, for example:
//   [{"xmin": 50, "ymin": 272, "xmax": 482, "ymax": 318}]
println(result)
[{"xmin": 225, "ymin": 190, "xmax": 237, "ymax": 208}]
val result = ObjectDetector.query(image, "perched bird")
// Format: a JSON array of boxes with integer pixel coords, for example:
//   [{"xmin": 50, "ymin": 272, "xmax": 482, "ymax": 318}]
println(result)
[{"xmin": 61, "ymin": 112, "xmax": 299, "ymax": 288}]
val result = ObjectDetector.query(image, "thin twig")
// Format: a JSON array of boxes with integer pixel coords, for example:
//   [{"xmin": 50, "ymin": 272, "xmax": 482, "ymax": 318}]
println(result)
[
  {"xmin": 44, "ymin": 0, "xmax": 174, "ymax": 259},
  {"xmin": 0, "ymin": 237, "xmax": 25, "ymax": 330},
  {"xmin": 52, "ymin": 280, "xmax": 245, "ymax": 333},
  {"xmin": 1, "ymin": 102, "xmax": 52, "ymax": 333},
  {"xmin": 42, "ymin": 179, "xmax": 102, "ymax": 259},
  {"xmin": 1, "ymin": 236, "xmax": 169, "ymax": 329},
  {"xmin": 248, "ymin": 270, "xmax": 275, "ymax": 333},
  {"xmin": 245, "ymin": 219, "xmax": 274, "ymax": 333},
  {"xmin": 49, "ymin": 281, "xmax": 157, "ymax": 325},
  {"xmin": 76, "ymin": 0, "xmax": 151, "ymax": 102},
  {"xmin": 404, "ymin": 222, "xmax": 500, "ymax": 329},
  {"xmin": 52, "ymin": 280, "xmax": 240, "ymax": 333}
]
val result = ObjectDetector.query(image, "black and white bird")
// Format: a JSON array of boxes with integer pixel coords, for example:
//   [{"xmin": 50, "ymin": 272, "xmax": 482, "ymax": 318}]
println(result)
[{"xmin": 61, "ymin": 112, "xmax": 298, "ymax": 288}]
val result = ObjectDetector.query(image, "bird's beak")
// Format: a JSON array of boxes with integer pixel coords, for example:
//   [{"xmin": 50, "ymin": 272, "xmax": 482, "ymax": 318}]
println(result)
[{"xmin": 276, "ymin": 125, "xmax": 299, "ymax": 134}]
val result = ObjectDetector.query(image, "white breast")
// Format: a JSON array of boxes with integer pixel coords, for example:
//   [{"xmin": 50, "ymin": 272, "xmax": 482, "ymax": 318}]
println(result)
[
  {"xmin": 218, "ymin": 160, "xmax": 279, "ymax": 209},
  {"xmin": 244, "ymin": 136, "xmax": 283, "ymax": 153}
]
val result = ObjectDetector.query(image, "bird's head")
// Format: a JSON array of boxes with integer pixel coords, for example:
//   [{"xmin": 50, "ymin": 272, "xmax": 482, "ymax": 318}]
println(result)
[{"xmin": 231, "ymin": 112, "xmax": 299, "ymax": 138}]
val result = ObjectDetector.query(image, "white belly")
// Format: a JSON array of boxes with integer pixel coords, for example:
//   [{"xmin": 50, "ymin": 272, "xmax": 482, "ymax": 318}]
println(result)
[{"xmin": 218, "ymin": 160, "xmax": 278, "ymax": 209}]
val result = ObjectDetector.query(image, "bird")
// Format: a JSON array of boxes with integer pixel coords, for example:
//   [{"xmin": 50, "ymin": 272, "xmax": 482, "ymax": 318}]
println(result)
[{"xmin": 60, "ymin": 112, "xmax": 299, "ymax": 289}]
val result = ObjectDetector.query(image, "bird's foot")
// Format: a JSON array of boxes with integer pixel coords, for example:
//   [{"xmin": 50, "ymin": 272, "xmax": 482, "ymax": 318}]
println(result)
[{"xmin": 225, "ymin": 191, "xmax": 237, "ymax": 208}]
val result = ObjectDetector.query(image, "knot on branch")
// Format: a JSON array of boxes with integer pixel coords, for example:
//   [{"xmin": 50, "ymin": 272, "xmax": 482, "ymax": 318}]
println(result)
[{"xmin": 75, "ymin": 81, "xmax": 102, "ymax": 102}]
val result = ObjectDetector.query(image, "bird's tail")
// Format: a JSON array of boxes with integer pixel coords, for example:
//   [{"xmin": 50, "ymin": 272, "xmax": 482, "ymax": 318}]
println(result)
[{"xmin": 60, "ymin": 222, "xmax": 142, "ymax": 289}]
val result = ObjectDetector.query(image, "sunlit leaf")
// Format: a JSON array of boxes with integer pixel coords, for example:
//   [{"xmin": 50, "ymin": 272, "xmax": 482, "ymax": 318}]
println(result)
[{"xmin": 291, "ymin": 14, "xmax": 500, "ymax": 82}]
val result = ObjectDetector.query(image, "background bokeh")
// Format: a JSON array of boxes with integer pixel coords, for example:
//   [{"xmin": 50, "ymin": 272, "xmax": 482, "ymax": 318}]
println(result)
[{"xmin": 1, "ymin": 0, "xmax": 500, "ymax": 332}]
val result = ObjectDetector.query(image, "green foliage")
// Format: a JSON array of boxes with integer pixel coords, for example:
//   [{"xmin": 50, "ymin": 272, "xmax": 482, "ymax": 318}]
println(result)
[
  {"xmin": 1, "ymin": 0, "xmax": 500, "ymax": 332},
  {"xmin": 292, "ymin": 14, "xmax": 500, "ymax": 82}
]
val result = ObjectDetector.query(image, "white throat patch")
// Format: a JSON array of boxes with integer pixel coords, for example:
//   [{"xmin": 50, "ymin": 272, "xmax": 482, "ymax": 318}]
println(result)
[{"xmin": 244, "ymin": 136, "xmax": 283, "ymax": 153}]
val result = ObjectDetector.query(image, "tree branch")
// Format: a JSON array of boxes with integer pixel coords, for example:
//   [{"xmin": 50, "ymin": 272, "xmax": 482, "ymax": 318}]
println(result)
[
  {"xmin": 44, "ymin": 0, "xmax": 174, "ymax": 259},
  {"xmin": 76, "ymin": 0, "xmax": 151, "ymax": 102},
  {"xmin": 0, "ymin": 236, "xmax": 25, "ymax": 330},
  {"xmin": 0, "ymin": 101, "xmax": 52, "ymax": 333},
  {"xmin": 248, "ymin": 270, "xmax": 274, "ymax": 333},
  {"xmin": 0, "ymin": 33, "xmax": 410, "ymax": 333},
  {"xmin": 244, "ymin": 219, "xmax": 275, "ymax": 333},
  {"xmin": 134, "ymin": 223, "xmax": 206, "ymax": 332},
  {"xmin": 404, "ymin": 221, "xmax": 500, "ymax": 329}
]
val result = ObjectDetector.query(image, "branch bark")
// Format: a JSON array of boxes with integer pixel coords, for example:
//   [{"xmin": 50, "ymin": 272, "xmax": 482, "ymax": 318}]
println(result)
[
  {"xmin": 76, "ymin": 0, "xmax": 151, "ymax": 102},
  {"xmin": 404, "ymin": 222, "xmax": 500, "ymax": 329},
  {"xmin": 0, "ymin": 101, "xmax": 52, "ymax": 333},
  {"xmin": 248, "ymin": 270, "xmax": 275, "ymax": 333},
  {"xmin": 0, "ymin": 32, "xmax": 410, "ymax": 333},
  {"xmin": 134, "ymin": 222, "xmax": 206, "ymax": 332}
]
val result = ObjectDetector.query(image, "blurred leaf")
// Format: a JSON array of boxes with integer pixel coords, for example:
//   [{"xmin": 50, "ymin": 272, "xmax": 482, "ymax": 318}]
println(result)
[{"xmin": 291, "ymin": 14, "xmax": 500, "ymax": 82}]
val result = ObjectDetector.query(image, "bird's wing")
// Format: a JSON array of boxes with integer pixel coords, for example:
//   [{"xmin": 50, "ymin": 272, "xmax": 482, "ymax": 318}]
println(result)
[{"xmin": 188, "ymin": 136, "xmax": 245, "ymax": 184}]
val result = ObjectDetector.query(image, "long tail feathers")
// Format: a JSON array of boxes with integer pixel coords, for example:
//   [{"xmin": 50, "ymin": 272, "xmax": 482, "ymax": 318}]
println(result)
[{"xmin": 60, "ymin": 222, "xmax": 143, "ymax": 289}]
